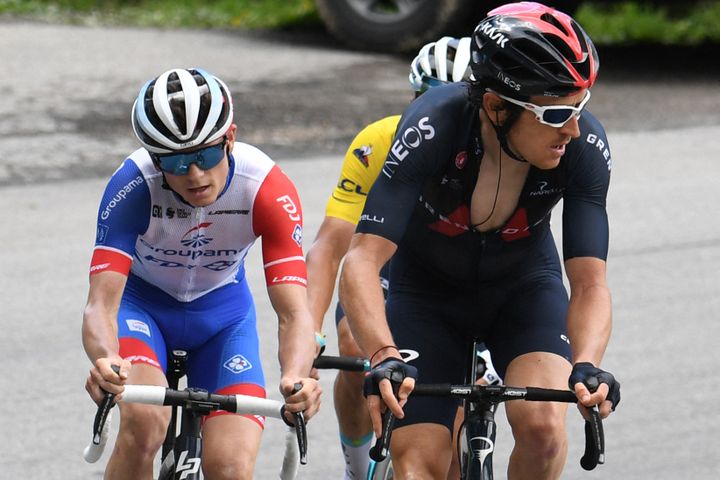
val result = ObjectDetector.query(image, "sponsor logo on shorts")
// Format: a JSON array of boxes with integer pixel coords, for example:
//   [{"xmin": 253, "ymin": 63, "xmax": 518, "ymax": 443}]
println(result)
[
  {"xmin": 126, "ymin": 319, "xmax": 151, "ymax": 337},
  {"xmin": 223, "ymin": 354, "xmax": 252, "ymax": 374}
]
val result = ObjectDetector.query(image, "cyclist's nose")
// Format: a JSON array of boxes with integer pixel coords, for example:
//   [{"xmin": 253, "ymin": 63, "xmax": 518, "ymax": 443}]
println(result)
[
  {"xmin": 560, "ymin": 115, "xmax": 581, "ymax": 138},
  {"xmin": 186, "ymin": 162, "xmax": 204, "ymax": 177}
]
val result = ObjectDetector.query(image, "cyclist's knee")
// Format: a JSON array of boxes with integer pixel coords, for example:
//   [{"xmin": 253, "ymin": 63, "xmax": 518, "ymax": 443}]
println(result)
[
  {"xmin": 202, "ymin": 415, "xmax": 261, "ymax": 479},
  {"xmin": 510, "ymin": 405, "xmax": 567, "ymax": 457},
  {"xmin": 202, "ymin": 459, "xmax": 254, "ymax": 480},
  {"xmin": 117, "ymin": 403, "xmax": 169, "ymax": 456},
  {"xmin": 391, "ymin": 425, "xmax": 452, "ymax": 478}
]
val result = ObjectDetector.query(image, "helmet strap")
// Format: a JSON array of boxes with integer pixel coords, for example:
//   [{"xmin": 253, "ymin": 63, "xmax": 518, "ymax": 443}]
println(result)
[{"xmin": 490, "ymin": 109, "xmax": 527, "ymax": 163}]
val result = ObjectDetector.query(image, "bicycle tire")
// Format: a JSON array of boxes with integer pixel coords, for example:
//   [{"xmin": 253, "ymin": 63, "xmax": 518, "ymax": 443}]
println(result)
[{"xmin": 314, "ymin": 0, "xmax": 479, "ymax": 53}]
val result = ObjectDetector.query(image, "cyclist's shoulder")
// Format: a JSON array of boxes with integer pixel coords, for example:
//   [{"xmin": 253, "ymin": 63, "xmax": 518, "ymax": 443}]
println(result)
[
  {"xmin": 398, "ymin": 83, "xmax": 475, "ymax": 138},
  {"xmin": 230, "ymin": 141, "xmax": 276, "ymax": 173},
  {"xmin": 565, "ymin": 110, "xmax": 612, "ymax": 173},
  {"xmin": 351, "ymin": 115, "xmax": 402, "ymax": 145},
  {"xmin": 408, "ymin": 82, "xmax": 472, "ymax": 113},
  {"xmin": 101, "ymin": 150, "xmax": 157, "ymax": 199},
  {"xmin": 341, "ymin": 115, "xmax": 400, "ymax": 177}
]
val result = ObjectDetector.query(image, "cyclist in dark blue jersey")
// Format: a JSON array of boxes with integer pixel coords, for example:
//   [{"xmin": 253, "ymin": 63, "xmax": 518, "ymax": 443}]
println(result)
[{"xmin": 339, "ymin": 3, "xmax": 621, "ymax": 479}]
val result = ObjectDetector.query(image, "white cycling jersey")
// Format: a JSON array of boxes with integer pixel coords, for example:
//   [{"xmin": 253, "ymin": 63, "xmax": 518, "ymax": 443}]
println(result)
[{"xmin": 90, "ymin": 142, "xmax": 306, "ymax": 302}]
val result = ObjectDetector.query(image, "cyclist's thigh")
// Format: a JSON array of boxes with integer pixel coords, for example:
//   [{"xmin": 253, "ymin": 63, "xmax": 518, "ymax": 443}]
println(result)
[
  {"xmin": 485, "ymin": 271, "xmax": 571, "ymax": 379},
  {"xmin": 386, "ymin": 289, "xmax": 467, "ymax": 432},
  {"xmin": 503, "ymin": 352, "xmax": 570, "ymax": 431},
  {"xmin": 117, "ymin": 301, "xmax": 168, "ymax": 372},
  {"xmin": 118, "ymin": 363, "xmax": 171, "ymax": 429},
  {"xmin": 187, "ymin": 295, "xmax": 266, "ymax": 426}
]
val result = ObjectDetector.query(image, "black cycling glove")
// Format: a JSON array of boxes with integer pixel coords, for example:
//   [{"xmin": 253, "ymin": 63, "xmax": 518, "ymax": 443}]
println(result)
[
  {"xmin": 569, "ymin": 362, "xmax": 621, "ymax": 410},
  {"xmin": 363, "ymin": 358, "xmax": 418, "ymax": 397}
]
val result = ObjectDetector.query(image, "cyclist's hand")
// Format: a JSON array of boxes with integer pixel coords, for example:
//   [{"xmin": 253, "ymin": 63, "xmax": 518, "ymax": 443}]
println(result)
[
  {"xmin": 363, "ymin": 358, "xmax": 417, "ymax": 437},
  {"xmin": 280, "ymin": 377, "xmax": 322, "ymax": 421},
  {"xmin": 85, "ymin": 357, "xmax": 131, "ymax": 405},
  {"xmin": 569, "ymin": 362, "xmax": 621, "ymax": 419}
]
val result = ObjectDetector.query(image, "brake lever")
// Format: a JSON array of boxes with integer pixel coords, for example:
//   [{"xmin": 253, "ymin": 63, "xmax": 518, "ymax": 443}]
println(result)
[
  {"xmin": 92, "ymin": 364, "xmax": 122, "ymax": 444},
  {"xmin": 580, "ymin": 405, "xmax": 605, "ymax": 470}
]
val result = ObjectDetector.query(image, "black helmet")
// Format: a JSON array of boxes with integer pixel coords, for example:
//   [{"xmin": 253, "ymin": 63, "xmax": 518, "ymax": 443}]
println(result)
[{"xmin": 471, "ymin": 2, "xmax": 599, "ymax": 98}]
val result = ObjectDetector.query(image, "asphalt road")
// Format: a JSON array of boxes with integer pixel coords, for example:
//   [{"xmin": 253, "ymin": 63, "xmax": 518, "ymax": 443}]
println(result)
[{"xmin": 1, "ymin": 20, "xmax": 720, "ymax": 480}]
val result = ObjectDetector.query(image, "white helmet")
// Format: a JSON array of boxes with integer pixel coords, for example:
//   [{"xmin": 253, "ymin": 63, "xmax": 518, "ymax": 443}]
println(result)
[
  {"xmin": 132, "ymin": 68, "xmax": 233, "ymax": 154},
  {"xmin": 409, "ymin": 36, "xmax": 474, "ymax": 93}
]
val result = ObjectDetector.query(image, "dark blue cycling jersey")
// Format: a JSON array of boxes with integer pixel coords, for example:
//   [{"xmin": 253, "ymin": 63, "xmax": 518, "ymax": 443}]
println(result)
[
  {"xmin": 355, "ymin": 83, "xmax": 612, "ymax": 431},
  {"xmin": 357, "ymin": 82, "xmax": 612, "ymax": 287}
]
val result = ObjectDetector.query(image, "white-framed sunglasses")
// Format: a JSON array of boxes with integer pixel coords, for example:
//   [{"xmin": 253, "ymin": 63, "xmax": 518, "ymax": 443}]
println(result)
[{"xmin": 488, "ymin": 89, "xmax": 592, "ymax": 128}]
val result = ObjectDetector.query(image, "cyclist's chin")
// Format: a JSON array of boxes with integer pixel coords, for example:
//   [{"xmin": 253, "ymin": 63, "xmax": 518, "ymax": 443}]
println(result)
[{"xmin": 528, "ymin": 152, "xmax": 563, "ymax": 170}]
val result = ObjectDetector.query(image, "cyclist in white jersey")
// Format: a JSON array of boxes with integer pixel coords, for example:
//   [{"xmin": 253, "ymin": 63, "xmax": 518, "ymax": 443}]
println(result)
[{"xmin": 82, "ymin": 68, "xmax": 321, "ymax": 479}]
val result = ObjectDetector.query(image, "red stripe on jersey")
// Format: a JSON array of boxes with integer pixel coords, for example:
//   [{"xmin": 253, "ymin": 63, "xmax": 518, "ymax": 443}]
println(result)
[
  {"xmin": 501, "ymin": 208, "xmax": 532, "ymax": 241},
  {"xmin": 119, "ymin": 337, "xmax": 162, "ymax": 370},
  {"xmin": 90, "ymin": 247, "xmax": 132, "ymax": 276},
  {"xmin": 265, "ymin": 258, "xmax": 308, "ymax": 287},
  {"xmin": 428, "ymin": 205, "xmax": 470, "ymax": 237},
  {"xmin": 205, "ymin": 384, "xmax": 268, "ymax": 428},
  {"xmin": 252, "ymin": 165, "xmax": 308, "ymax": 287}
]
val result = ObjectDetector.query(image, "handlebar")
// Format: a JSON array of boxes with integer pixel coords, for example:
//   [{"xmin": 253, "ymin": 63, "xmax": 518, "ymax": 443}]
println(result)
[
  {"xmin": 83, "ymin": 385, "xmax": 307, "ymax": 479},
  {"xmin": 372, "ymin": 383, "xmax": 605, "ymax": 470},
  {"xmin": 312, "ymin": 354, "xmax": 370, "ymax": 372}
]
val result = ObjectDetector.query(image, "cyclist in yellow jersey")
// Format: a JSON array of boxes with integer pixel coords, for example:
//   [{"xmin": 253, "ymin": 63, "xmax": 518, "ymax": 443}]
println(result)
[
  {"xmin": 324, "ymin": 114, "xmax": 400, "ymax": 224},
  {"xmin": 306, "ymin": 36, "xmax": 484, "ymax": 480}
]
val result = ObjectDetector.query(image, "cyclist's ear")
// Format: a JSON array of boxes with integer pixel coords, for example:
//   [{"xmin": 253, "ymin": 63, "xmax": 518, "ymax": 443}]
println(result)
[
  {"xmin": 482, "ymin": 92, "xmax": 507, "ymax": 126},
  {"xmin": 224, "ymin": 124, "xmax": 238, "ymax": 154}
]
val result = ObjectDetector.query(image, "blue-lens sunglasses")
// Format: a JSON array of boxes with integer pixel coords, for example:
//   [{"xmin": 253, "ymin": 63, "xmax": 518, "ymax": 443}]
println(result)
[{"xmin": 152, "ymin": 138, "xmax": 228, "ymax": 175}]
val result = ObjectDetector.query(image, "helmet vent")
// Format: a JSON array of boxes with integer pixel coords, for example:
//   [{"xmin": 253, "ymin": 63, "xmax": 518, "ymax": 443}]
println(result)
[{"xmin": 540, "ymin": 12, "xmax": 569, "ymax": 37}]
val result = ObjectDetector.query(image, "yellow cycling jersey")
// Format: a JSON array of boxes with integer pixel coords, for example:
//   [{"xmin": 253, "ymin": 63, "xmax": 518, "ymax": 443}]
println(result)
[{"xmin": 325, "ymin": 115, "xmax": 401, "ymax": 225}]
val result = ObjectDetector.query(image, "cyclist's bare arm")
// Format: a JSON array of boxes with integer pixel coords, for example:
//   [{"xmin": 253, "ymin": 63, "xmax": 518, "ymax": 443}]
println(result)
[
  {"xmin": 82, "ymin": 271, "xmax": 132, "ymax": 401},
  {"xmin": 340, "ymin": 233, "xmax": 396, "ymax": 358},
  {"xmin": 268, "ymin": 283, "xmax": 322, "ymax": 419},
  {"xmin": 305, "ymin": 216, "xmax": 356, "ymax": 332},
  {"xmin": 565, "ymin": 256, "xmax": 614, "ymax": 415},
  {"xmin": 339, "ymin": 233, "xmax": 415, "ymax": 430}
]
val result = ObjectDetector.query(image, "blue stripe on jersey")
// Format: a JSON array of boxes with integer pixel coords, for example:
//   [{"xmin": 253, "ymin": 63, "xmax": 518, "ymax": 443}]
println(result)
[{"xmin": 95, "ymin": 159, "xmax": 151, "ymax": 254}]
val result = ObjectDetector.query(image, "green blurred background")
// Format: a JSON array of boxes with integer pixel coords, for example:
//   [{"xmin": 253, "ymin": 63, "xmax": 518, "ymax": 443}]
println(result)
[{"xmin": 2, "ymin": 0, "xmax": 719, "ymax": 46}]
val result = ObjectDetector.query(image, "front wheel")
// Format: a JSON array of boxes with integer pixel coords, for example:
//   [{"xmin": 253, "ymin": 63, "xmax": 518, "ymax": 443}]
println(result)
[{"xmin": 314, "ymin": 0, "xmax": 480, "ymax": 53}]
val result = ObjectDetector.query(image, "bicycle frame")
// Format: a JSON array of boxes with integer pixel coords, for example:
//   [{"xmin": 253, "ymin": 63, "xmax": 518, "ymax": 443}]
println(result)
[{"xmin": 159, "ymin": 349, "xmax": 192, "ymax": 480}]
